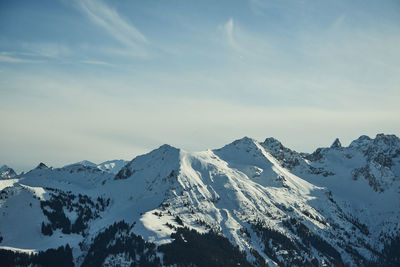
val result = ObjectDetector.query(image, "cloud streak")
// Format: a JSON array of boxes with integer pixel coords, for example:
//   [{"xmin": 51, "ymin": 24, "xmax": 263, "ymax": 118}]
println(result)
[
  {"xmin": 222, "ymin": 18, "xmax": 245, "ymax": 54},
  {"xmin": 81, "ymin": 60, "xmax": 114, "ymax": 66},
  {"xmin": 0, "ymin": 53, "xmax": 35, "ymax": 63},
  {"xmin": 77, "ymin": 0, "xmax": 148, "ymax": 54},
  {"xmin": 22, "ymin": 43, "xmax": 71, "ymax": 58}
]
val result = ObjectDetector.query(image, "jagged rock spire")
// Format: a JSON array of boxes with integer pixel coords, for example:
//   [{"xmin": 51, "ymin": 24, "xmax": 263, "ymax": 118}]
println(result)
[{"xmin": 330, "ymin": 138, "xmax": 342, "ymax": 149}]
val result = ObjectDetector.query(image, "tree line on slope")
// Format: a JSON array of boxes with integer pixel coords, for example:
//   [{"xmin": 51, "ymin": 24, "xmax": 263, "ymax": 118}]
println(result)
[
  {"xmin": 81, "ymin": 221, "xmax": 161, "ymax": 267},
  {"xmin": 40, "ymin": 189, "xmax": 110, "ymax": 236},
  {"xmin": 0, "ymin": 245, "xmax": 73, "ymax": 267}
]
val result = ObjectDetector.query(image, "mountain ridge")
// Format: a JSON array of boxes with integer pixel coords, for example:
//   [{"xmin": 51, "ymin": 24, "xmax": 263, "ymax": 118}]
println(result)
[{"xmin": 1, "ymin": 133, "xmax": 399, "ymax": 266}]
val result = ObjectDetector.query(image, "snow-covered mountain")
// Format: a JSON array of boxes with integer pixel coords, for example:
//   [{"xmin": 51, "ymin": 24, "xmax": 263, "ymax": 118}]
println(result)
[{"xmin": 1, "ymin": 134, "xmax": 399, "ymax": 266}]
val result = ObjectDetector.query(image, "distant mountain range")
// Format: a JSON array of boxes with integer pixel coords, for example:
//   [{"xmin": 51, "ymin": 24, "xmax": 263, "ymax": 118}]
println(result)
[{"xmin": 1, "ymin": 134, "xmax": 399, "ymax": 266}]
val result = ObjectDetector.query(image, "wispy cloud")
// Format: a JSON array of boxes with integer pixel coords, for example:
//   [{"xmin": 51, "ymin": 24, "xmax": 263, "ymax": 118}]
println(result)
[
  {"xmin": 81, "ymin": 60, "xmax": 114, "ymax": 66},
  {"xmin": 77, "ymin": 0, "xmax": 148, "ymax": 55},
  {"xmin": 0, "ymin": 52, "xmax": 36, "ymax": 63},
  {"xmin": 221, "ymin": 18, "xmax": 244, "ymax": 54},
  {"xmin": 0, "ymin": 43, "xmax": 71, "ymax": 64},
  {"xmin": 21, "ymin": 43, "xmax": 71, "ymax": 58}
]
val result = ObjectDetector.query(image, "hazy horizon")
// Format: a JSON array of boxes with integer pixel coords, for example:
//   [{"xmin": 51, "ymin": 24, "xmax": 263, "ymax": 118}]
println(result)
[{"xmin": 1, "ymin": 0, "xmax": 399, "ymax": 171}]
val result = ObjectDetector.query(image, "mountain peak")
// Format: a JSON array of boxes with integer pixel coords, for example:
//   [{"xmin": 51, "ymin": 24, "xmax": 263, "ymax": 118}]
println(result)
[
  {"xmin": 261, "ymin": 137, "xmax": 284, "ymax": 151},
  {"xmin": 0, "ymin": 164, "xmax": 10, "ymax": 171},
  {"xmin": 76, "ymin": 160, "xmax": 97, "ymax": 167},
  {"xmin": 35, "ymin": 162, "xmax": 49, "ymax": 169},
  {"xmin": 330, "ymin": 138, "xmax": 342, "ymax": 149},
  {"xmin": 260, "ymin": 137, "xmax": 305, "ymax": 170},
  {"xmin": 158, "ymin": 144, "xmax": 179, "ymax": 151},
  {"xmin": 0, "ymin": 164, "xmax": 17, "ymax": 179},
  {"xmin": 349, "ymin": 135, "xmax": 372, "ymax": 148},
  {"xmin": 263, "ymin": 137, "xmax": 282, "ymax": 144},
  {"xmin": 214, "ymin": 137, "xmax": 260, "ymax": 155},
  {"xmin": 114, "ymin": 144, "xmax": 180, "ymax": 180},
  {"xmin": 231, "ymin": 136, "xmax": 257, "ymax": 145},
  {"xmin": 349, "ymin": 134, "xmax": 400, "ymax": 150},
  {"xmin": 374, "ymin": 133, "xmax": 400, "ymax": 147}
]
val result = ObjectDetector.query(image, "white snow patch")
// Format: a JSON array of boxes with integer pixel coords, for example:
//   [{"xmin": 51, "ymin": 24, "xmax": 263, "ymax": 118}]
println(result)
[
  {"xmin": 20, "ymin": 184, "xmax": 47, "ymax": 200},
  {"xmin": 0, "ymin": 179, "xmax": 18, "ymax": 191},
  {"xmin": 0, "ymin": 246, "xmax": 37, "ymax": 254}
]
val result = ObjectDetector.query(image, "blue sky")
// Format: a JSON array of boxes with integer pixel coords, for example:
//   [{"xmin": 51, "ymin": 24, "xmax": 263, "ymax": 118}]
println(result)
[{"xmin": 1, "ymin": 0, "xmax": 400, "ymax": 171}]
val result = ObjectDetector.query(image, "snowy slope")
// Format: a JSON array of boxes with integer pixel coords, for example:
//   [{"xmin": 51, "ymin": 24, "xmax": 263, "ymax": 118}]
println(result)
[{"xmin": 1, "ymin": 134, "xmax": 400, "ymax": 266}]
